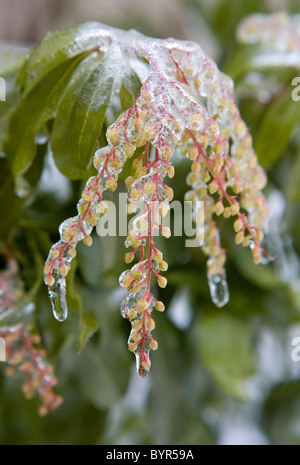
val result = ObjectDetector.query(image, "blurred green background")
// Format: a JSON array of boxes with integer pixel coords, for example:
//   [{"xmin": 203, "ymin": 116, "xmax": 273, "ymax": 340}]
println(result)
[{"xmin": 1, "ymin": 0, "xmax": 300, "ymax": 445}]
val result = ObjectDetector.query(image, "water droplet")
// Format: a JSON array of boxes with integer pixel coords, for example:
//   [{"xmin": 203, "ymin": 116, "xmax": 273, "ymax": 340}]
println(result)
[
  {"xmin": 49, "ymin": 288, "xmax": 68, "ymax": 322},
  {"xmin": 249, "ymin": 238, "xmax": 256, "ymax": 250},
  {"xmin": 15, "ymin": 176, "xmax": 31, "ymax": 198},
  {"xmin": 208, "ymin": 274, "xmax": 229, "ymax": 308},
  {"xmin": 35, "ymin": 132, "xmax": 48, "ymax": 145},
  {"xmin": 260, "ymin": 250, "xmax": 276, "ymax": 265}
]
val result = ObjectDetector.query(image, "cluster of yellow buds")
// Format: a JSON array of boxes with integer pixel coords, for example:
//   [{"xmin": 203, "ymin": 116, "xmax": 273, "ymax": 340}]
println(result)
[
  {"xmin": 43, "ymin": 25, "xmax": 270, "ymax": 376},
  {"xmin": 237, "ymin": 12, "xmax": 300, "ymax": 56},
  {"xmin": 0, "ymin": 254, "xmax": 62, "ymax": 416},
  {"xmin": 1, "ymin": 326, "xmax": 63, "ymax": 416}
]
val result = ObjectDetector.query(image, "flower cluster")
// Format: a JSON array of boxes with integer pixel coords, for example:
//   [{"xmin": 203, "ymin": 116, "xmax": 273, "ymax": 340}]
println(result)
[
  {"xmin": 0, "ymin": 253, "xmax": 62, "ymax": 415},
  {"xmin": 43, "ymin": 25, "xmax": 270, "ymax": 376},
  {"xmin": 237, "ymin": 12, "xmax": 300, "ymax": 57}
]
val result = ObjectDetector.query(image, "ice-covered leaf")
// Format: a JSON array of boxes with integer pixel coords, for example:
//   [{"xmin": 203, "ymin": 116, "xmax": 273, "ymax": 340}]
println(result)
[
  {"xmin": 255, "ymin": 91, "xmax": 299, "ymax": 168},
  {"xmin": 51, "ymin": 48, "xmax": 121, "ymax": 179}
]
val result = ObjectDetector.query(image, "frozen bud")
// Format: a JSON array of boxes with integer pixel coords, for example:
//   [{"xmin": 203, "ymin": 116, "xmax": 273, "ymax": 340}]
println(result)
[
  {"xmin": 107, "ymin": 128, "xmax": 120, "ymax": 144},
  {"xmin": 144, "ymin": 182, "xmax": 156, "ymax": 197},
  {"xmin": 130, "ymin": 331, "xmax": 141, "ymax": 343},
  {"xmin": 256, "ymin": 230, "xmax": 264, "ymax": 242},
  {"xmin": 242, "ymin": 236, "xmax": 250, "ymax": 247},
  {"xmin": 128, "ymin": 342, "xmax": 137, "ymax": 352},
  {"xmin": 86, "ymin": 215, "xmax": 98, "ymax": 226},
  {"xmin": 137, "ymin": 299, "xmax": 148, "ymax": 312},
  {"xmin": 141, "ymin": 359, "xmax": 151, "ymax": 372},
  {"xmin": 229, "ymin": 165, "xmax": 238, "ymax": 177},
  {"xmin": 125, "ymin": 176, "xmax": 134, "ymax": 189},
  {"xmin": 191, "ymin": 161, "xmax": 201, "ymax": 174},
  {"xmin": 150, "ymin": 340, "xmax": 158, "ymax": 351},
  {"xmin": 164, "ymin": 148, "xmax": 172, "ymax": 161},
  {"xmin": 143, "ymin": 125, "xmax": 156, "ymax": 141},
  {"xmin": 233, "ymin": 218, "xmax": 243, "ymax": 232},
  {"xmin": 131, "ymin": 269, "xmax": 141, "ymax": 280},
  {"xmin": 189, "ymin": 147, "xmax": 198, "ymax": 160},
  {"xmin": 146, "ymin": 318, "xmax": 155, "ymax": 331},
  {"xmin": 214, "ymin": 201, "xmax": 224, "ymax": 216},
  {"xmin": 106, "ymin": 178, "xmax": 117, "ymax": 191},
  {"xmin": 83, "ymin": 236, "xmax": 93, "ymax": 247},
  {"xmin": 235, "ymin": 121, "xmax": 247, "ymax": 136},
  {"xmin": 111, "ymin": 158, "xmax": 122, "ymax": 169},
  {"xmin": 155, "ymin": 301, "xmax": 165, "ymax": 312},
  {"xmin": 59, "ymin": 265, "xmax": 69, "ymax": 277},
  {"xmin": 162, "ymin": 226, "xmax": 171, "ymax": 238},
  {"xmin": 235, "ymin": 231, "xmax": 244, "ymax": 244},
  {"xmin": 230, "ymin": 204, "xmax": 240, "ymax": 216},
  {"xmin": 223, "ymin": 207, "xmax": 232, "ymax": 218},
  {"xmin": 208, "ymin": 180, "xmax": 218, "ymax": 194},
  {"xmin": 134, "ymin": 118, "xmax": 142, "ymax": 130},
  {"xmin": 233, "ymin": 182, "xmax": 242, "ymax": 194},
  {"xmin": 252, "ymin": 250, "xmax": 262, "ymax": 265},
  {"xmin": 157, "ymin": 276, "xmax": 167, "ymax": 288},
  {"xmin": 159, "ymin": 260, "xmax": 168, "ymax": 271},
  {"xmin": 136, "ymin": 135, "xmax": 147, "ymax": 148},
  {"xmin": 82, "ymin": 192, "xmax": 93, "ymax": 203},
  {"xmin": 50, "ymin": 249, "xmax": 60, "ymax": 259},
  {"xmin": 124, "ymin": 144, "xmax": 135, "ymax": 158},
  {"xmin": 142, "ymin": 90, "xmax": 152, "ymax": 100},
  {"xmin": 45, "ymin": 276, "xmax": 55, "ymax": 287},
  {"xmin": 99, "ymin": 202, "xmax": 109, "ymax": 214},
  {"xmin": 153, "ymin": 250, "xmax": 163, "ymax": 263},
  {"xmin": 125, "ymin": 252, "xmax": 134, "ymax": 264},
  {"xmin": 132, "ymin": 158, "xmax": 143, "ymax": 170},
  {"xmin": 167, "ymin": 166, "xmax": 175, "ymax": 178},
  {"xmin": 165, "ymin": 187, "xmax": 174, "ymax": 201},
  {"xmin": 130, "ymin": 188, "xmax": 141, "ymax": 201}
]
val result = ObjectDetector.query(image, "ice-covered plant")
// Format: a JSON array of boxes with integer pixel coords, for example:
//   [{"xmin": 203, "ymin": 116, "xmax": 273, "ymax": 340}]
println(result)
[
  {"xmin": 231, "ymin": 12, "xmax": 300, "ymax": 170},
  {"xmin": 237, "ymin": 12, "xmax": 300, "ymax": 62},
  {"xmin": 4, "ymin": 23, "xmax": 270, "ymax": 377},
  {"xmin": 0, "ymin": 253, "xmax": 62, "ymax": 415}
]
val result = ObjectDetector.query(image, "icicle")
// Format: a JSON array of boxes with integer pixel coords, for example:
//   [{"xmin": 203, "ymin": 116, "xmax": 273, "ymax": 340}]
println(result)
[
  {"xmin": 208, "ymin": 274, "xmax": 229, "ymax": 308},
  {"xmin": 48, "ymin": 284, "xmax": 68, "ymax": 322}
]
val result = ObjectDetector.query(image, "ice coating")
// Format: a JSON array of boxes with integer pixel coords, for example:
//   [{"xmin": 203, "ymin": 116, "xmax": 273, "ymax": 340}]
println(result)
[
  {"xmin": 237, "ymin": 12, "xmax": 300, "ymax": 59},
  {"xmin": 42, "ymin": 23, "xmax": 270, "ymax": 376}
]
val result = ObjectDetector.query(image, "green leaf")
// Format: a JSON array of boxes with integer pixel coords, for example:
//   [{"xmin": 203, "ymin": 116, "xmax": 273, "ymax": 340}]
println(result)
[
  {"xmin": 64, "ymin": 258, "xmax": 99, "ymax": 354},
  {"xmin": 264, "ymin": 380, "xmax": 300, "ymax": 445},
  {"xmin": 119, "ymin": 67, "xmax": 141, "ymax": 110},
  {"xmin": 18, "ymin": 22, "xmax": 108, "ymax": 95},
  {"xmin": 51, "ymin": 48, "xmax": 120, "ymax": 179},
  {"xmin": 0, "ymin": 47, "xmax": 27, "ymax": 77},
  {"xmin": 225, "ymin": 44, "xmax": 300, "ymax": 81},
  {"xmin": 0, "ymin": 158, "xmax": 23, "ymax": 239},
  {"xmin": 224, "ymin": 44, "xmax": 264, "ymax": 80},
  {"xmin": 255, "ymin": 91, "xmax": 300, "ymax": 168},
  {"xmin": 194, "ymin": 312, "xmax": 256, "ymax": 401},
  {"xmin": 4, "ymin": 54, "xmax": 85, "ymax": 177},
  {"xmin": 77, "ymin": 311, "xmax": 99, "ymax": 354},
  {"xmin": 287, "ymin": 149, "xmax": 300, "ymax": 202}
]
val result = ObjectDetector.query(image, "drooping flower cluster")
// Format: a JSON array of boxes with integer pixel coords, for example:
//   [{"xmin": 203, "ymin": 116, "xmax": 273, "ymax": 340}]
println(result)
[
  {"xmin": 43, "ymin": 24, "xmax": 270, "ymax": 376},
  {"xmin": 237, "ymin": 12, "xmax": 300, "ymax": 60},
  {"xmin": 0, "ymin": 253, "xmax": 62, "ymax": 415}
]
